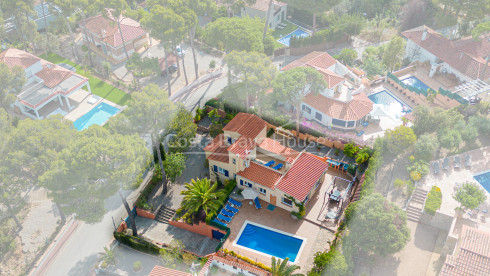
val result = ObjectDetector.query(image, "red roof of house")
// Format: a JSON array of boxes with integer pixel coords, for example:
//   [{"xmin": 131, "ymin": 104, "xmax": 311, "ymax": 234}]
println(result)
[
  {"xmin": 0, "ymin": 48, "xmax": 41, "ymax": 69},
  {"xmin": 204, "ymin": 134, "xmax": 230, "ymax": 163},
  {"xmin": 223, "ymin": 113, "xmax": 267, "ymax": 138},
  {"xmin": 303, "ymin": 92, "xmax": 373, "ymax": 121},
  {"xmin": 276, "ymin": 152, "xmax": 329, "ymax": 201},
  {"xmin": 80, "ymin": 13, "xmax": 147, "ymax": 48},
  {"xmin": 149, "ymin": 265, "xmax": 191, "ymax": 276},
  {"xmin": 441, "ymin": 225, "xmax": 490, "ymax": 276},
  {"xmin": 237, "ymin": 162, "xmax": 283, "ymax": 189},
  {"xmin": 402, "ymin": 26, "xmax": 490, "ymax": 80},
  {"xmin": 310, "ymin": 66, "xmax": 345, "ymax": 89},
  {"xmin": 258, "ymin": 138, "xmax": 299, "ymax": 163},
  {"xmin": 282, "ymin": 51, "xmax": 338, "ymax": 71},
  {"xmin": 35, "ymin": 66, "xmax": 73, "ymax": 88},
  {"xmin": 198, "ymin": 255, "xmax": 270, "ymax": 276},
  {"xmin": 228, "ymin": 136, "xmax": 256, "ymax": 159}
]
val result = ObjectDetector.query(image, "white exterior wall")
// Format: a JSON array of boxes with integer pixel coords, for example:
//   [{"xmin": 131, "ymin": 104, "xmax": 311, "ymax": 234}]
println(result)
[
  {"xmin": 236, "ymin": 174, "xmax": 274, "ymax": 203},
  {"xmin": 302, "ymin": 102, "xmax": 332, "ymax": 126},
  {"xmin": 241, "ymin": 4, "xmax": 287, "ymax": 29},
  {"xmin": 207, "ymin": 260, "xmax": 258, "ymax": 276}
]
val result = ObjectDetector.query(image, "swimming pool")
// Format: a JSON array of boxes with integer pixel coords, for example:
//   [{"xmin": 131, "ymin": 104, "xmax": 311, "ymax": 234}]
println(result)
[
  {"xmin": 474, "ymin": 171, "xmax": 490, "ymax": 194},
  {"xmin": 234, "ymin": 221, "xmax": 306, "ymax": 262},
  {"xmin": 277, "ymin": 28, "xmax": 310, "ymax": 47},
  {"xmin": 368, "ymin": 90, "xmax": 412, "ymax": 119},
  {"xmin": 73, "ymin": 102, "xmax": 120, "ymax": 131},
  {"xmin": 401, "ymin": 76, "xmax": 431, "ymax": 92}
]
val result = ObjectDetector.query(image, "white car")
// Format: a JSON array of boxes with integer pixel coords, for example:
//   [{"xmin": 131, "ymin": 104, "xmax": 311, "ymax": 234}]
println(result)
[{"xmin": 176, "ymin": 45, "xmax": 185, "ymax": 58}]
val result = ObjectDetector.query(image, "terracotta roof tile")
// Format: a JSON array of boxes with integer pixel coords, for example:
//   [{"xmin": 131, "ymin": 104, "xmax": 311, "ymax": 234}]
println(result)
[
  {"xmin": 80, "ymin": 13, "xmax": 146, "ymax": 48},
  {"xmin": 303, "ymin": 92, "xmax": 373, "ymax": 121},
  {"xmin": 35, "ymin": 67, "xmax": 72, "ymax": 88},
  {"xmin": 282, "ymin": 51, "xmax": 337, "ymax": 71},
  {"xmin": 258, "ymin": 138, "xmax": 299, "ymax": 163},
  {"xmin": 204, "ymin": 134, "xmax": 226, "ymax": 152},
  {"xmin": 228, "ymin": 136, "xmax": 256, "ymax": 159},
  {"xmin": 204, "ymin": 134, "xmax": 230, "ymax": 163},
  {"xmin": 148, "ymin": 265, "xmax": 191, "ymax": 276},
  {"xmin": 276, "ymin": 152, "xmax": 329, "ymax": 201},
  {"xmin": 309, "ymin": 66, "xmax": 345, "ymax": 88},
  {"xmin": 237, "ymin": 162, "xmax": 283, "ymax": 189},
  {"xmin": 223, "ymin": 113, "xmax": 267, "ymax": 138},
  {"xmin": 441, "ymin": 226, "xmax": 490, "ymax": 276},
  {"xmin": 0, "ymin": 48, "xmax": 40, "ymax": 70},
  {"xmin": 401, "ymin": 26, "xmax": 490, "ymax": 80},
  {"xmin": 199, "ymin": 255, "xmax": 270, "ymax": 276}
]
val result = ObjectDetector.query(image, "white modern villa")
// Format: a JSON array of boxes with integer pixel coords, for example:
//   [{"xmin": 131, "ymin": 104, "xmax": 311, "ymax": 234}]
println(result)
[
  {"xmin": 0, "ymin": 48, "xmax": 90, "ymax": 119},
  {"xmin": 241, "ymin": 0, "xmax": 288, "ymax": 29}
]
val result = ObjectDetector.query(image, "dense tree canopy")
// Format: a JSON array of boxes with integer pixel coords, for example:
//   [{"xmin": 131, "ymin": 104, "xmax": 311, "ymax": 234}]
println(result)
[
  {"xmin": 0, "ymin": 64, "xmax": 26, "ymax": 108},
  {"xmin": 384, "ymin": 125, "xmax": 417, "ymax": 155},
  {"xmin": 453, "ymin": 182, "xmax": 487, "ymax": 211}
]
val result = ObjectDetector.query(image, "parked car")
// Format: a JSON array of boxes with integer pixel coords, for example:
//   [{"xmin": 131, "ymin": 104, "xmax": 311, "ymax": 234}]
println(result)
[
  {"xmin": 161, "ymin": 64, "xmax": 177, "ymax": 76},
  {"xmin": 176, "ymin": 45, "xmax": 185, "ymax": 57}
]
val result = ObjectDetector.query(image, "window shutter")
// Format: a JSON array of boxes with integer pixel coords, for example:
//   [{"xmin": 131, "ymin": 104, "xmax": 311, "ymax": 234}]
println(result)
[
  {"xmin": 224, "ymin": 170, "xmax": 229, "ymax": 177},
  {"xmin": 213, "ymin": 165, "xmax": 218, "ymax": 172},
  {"xmin": 240, "ymin": 180, "xmax": 243, "ymax": 185}
]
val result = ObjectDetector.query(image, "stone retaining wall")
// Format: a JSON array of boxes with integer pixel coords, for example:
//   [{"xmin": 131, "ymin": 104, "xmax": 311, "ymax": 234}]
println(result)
[{"xmin": 419, "ymin": 211, "xmax": 454, "ymax": 232}]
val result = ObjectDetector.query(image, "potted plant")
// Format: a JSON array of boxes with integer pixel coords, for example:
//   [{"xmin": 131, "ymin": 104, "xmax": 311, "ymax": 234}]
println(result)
[{"xmin": 133, "ymin": 261, "xmax": 142, "ymax": 272}]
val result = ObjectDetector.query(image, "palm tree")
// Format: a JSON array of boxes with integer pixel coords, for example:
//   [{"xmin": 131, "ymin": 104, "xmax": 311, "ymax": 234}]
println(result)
[
  {"xmin": 180, "ymin": 178, "xmax": 225, "ymax": 218},
  {"xmin": 271, "ymin": 257, "xmax": 303, "ymax": 276},
  {"xmin": 99, "ymin": 246, "xmax": 117, "ymax": 265}
]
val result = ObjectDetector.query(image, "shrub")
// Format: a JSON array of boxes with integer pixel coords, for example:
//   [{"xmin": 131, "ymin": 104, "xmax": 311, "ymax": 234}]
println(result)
[
  {"xmin": 410, "ymin": 171, "xmax": 422, "ymax": 181},
  {"xmin": 194, "ymin": 113, "xmax": 201, "ymax": 122},
  {"xmin": 343, "ymin": 143, "xmax": 360, "ymax": 157},
  {"xmin": 394, "ymin": 178, "xmax": 406, "ymax": 189},
  {"xmin": 114, "ymin": 232, "xmax": 160, "ymax": 255},
  {"xmin": 133, "ymin": 261, "xmax": 142, "ymax": 271},
  {"xmin": 267, "ymin": 128, "xmax": 275, "ymax": 137},
  {"xmin": 424, "ymin": 186, "xmax": 442, "ymax": 215},
  {"xmin": 407, "ymin": 160, "xmax": 430, "ymax": 177},
  {"xmin": 222, "ymin": 249, "xmax": 271, "ymax": 271},
  {"xmin": 209, "ymin": 122, "xmax": 224, "ymax": 138},
  {"xmin": 182, "ymin": 252, "xmax": 197, "ymax": 265},
  {"xmin": 209, "ymin": 60, "xmax": 216, "ymax": 69}
]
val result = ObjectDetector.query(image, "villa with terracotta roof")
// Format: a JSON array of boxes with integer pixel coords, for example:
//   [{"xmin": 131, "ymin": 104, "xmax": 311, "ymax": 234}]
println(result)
[
  {"xmin": 0, "ymin": 48, "xmax": 90, "ymax": 119},
  {"xmin": 204, "ymin": 113, "xmax": 329, "ymax": 213},
  {"xmin": 441, "ymin": 225, "xmax": 490, "ymax": 276},
  {"xmin": 240, "ymin": 0, "xmax": 287, "ymax": 29},
  {"xmin": 281, "ymin": 51, "xmax": 373, "ymax": 131},
  {"xmin": 402, "ymin": 25, "xmax": 490, "ymax": 82},
  {"xmin": 79, "ymin": 11, "xmax": 149, "ymax": 63}
]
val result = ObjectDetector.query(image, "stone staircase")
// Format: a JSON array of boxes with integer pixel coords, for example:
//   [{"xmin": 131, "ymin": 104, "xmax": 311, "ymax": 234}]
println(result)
[
  {"xmin": 155, "ymin": 206, "xmax": 176, "ymax": 224},
  {"xmin": 406, "ymin": 187, "xmax": 429, "ymax": 222}
]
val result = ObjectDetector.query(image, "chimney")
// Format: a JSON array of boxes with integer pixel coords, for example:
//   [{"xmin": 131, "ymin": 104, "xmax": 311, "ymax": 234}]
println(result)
[
  {"xmin": 102, "ymin": 29, "xmax": 106, "ymax": 38},
  {"xmin": 347, "ymin": 88, "xmax": 353, "ymax": 102},
  {"xmin": 422, "ymin": 28, "xmax": 427, "ymax": 41},
  {"xmin": 459, "ymin": 52, "xmax": 464, "ymax": 59}
]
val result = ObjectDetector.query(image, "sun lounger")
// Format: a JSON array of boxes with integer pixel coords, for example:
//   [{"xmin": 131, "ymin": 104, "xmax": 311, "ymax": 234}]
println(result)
[
  {"xmin": 272, "ymin": 163, "xmax": 283, "ymax": 170},
  {"xmin": 465, "ymin": 155, "xmax": 471, "ymax": 168},
  {"xmin": 228, "ymin": 198, "xmax": 242, "ymax": 208},
  {"xmin": 433, "ymin": 161, "xmax": 440, "ymax": 174},
  {"xmin": 217, "ymin": 214, "xmax": 232, "ymax": 223},
  {"xmin": 264, "ymin": 160, "xmax": 275, "ymax": 167},
  {"xmin": 454, "ymin": 156, "xmax": 461, "ymax": 169},
  {"xmin": 212, "ymin": 218, "xmax": 227, "ymax": 227},
  {"xmin": 254, "ymin": 197, "xmax": 262, "ymax": 209},
  {"xmin": 220, "ymin": 209, "xmax": 235, "ymax": 218},
  {"xmin": 442, "ymin": 158, "xmax": 449, "ymax": 170},
  {"xmin": 357, "ymin": 131, "xmax": 364, "ymax": 136},
  {"xmin": 224, "ymin": 204, "xmax": 239, "ymax": 214}
]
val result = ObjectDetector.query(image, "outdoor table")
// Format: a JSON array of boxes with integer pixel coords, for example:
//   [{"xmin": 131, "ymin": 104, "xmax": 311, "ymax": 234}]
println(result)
[
  {"xmin": 330, "ymin": 190, "xmax": 341, "ymax": 201},
  {"xmin": 326, "ymin": 211, "xmax": 336, "ymax": 219}
]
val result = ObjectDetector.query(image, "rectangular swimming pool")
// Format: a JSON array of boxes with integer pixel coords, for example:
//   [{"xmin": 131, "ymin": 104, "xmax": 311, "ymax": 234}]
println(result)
[
  {"xmin": 234, "ymin": 221, "xmax": 306, "ymax": 262},
  {"xmin": 368, "ymin": 90, "xmax": 412, "ymax": 119},
  {"xmin": 73, "ymin": 102, "xmax": 120, "ymax": 131},
  {"xmin": 474, "ymin": 171, "xmax": 490, "ymax": 194},
  {"xmin": 401, "ymin": 76, "xmax": 431, "ymax": 92},
  {"xmin": 277, "ymin": 28, "xmax": 310, "ymax": 47}
]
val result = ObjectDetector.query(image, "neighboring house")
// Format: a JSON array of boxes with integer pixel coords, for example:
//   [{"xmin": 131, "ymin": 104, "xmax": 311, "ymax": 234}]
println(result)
[
  {"xmin": 4, "ymin": 2, "xmax": 61, "ymax": 33},
  {"xmin": 204, "ymin": 113, "xmax": 329, "ymax": 213},
  {"xmin": 402, "ymin": 25, "xmax": 490, "ymax": 82},
  {"xmin": 79, "ymin": 12, "xmax": 149, "ymax": 63},
  {"xmin": 440, "ymin": 225, "xmax": 490, "ymax": 276},
  {"xmin": 282, "ymin": 51, "xmax": 373, "ymax": 131},
  {"xmin": 241, "ymin": 0, "xmax": 287, "ymax": 29},
  {"xmin": 0, "ymin": 48, "xmax": 90, "ymax": 119}
]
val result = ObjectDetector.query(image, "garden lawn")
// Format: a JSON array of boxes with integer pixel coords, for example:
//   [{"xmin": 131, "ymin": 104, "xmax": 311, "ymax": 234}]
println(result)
[
  {"xmin": 40, "ymin": 53, "xmax": 131, "ymax": 106},
  {"xmin": 272, "ymin": 21, "xmax": 298, "ymax": 49}
]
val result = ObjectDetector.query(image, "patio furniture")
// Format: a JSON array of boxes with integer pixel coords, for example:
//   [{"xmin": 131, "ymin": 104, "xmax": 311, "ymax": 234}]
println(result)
[
  {"xmin": 272, "ymin": 163, "xmax": 284, "ymax": 170},
  {"xmin": 212, "ymin": 218, "xmax": 227, "ymax": 227},
  {"xmin": 228, "ymin": 198, "xmax": 242, "ymax": 208},
  {"xmin": 454, "ymin": 156, "xmax": 461, "ymax": 169},
  {"xmin": 264, "ymin": 160, "xmax": 275, "ymax": 167},
  {"xmin": 254, "ymin": 197, "xmax": 262, "ymax": 209},
  {"xmin": 330, "ymin": 190, "xmax": 341, "ymax": 201},
  {"xmin": 464, "ymin": 155, "xmax": 471, "ymax": 168},
  {"xmin": 242, "ymin": 188, "xmax": 259, "ymax": 200},
  {"xmin": 224, "ymin": 204, "xmax": 239, "ymax": 214},
  {"xmin": 220, "ymin": 209, "xmax": 235, "ymax": 218},
  {"xmin": 326, "ymin": 211, "xmax": 337, "ymax": 219},
  {"xmin": 442, "ymin": 158, "xmax": 449, "ymax": 170},
  {"xmin": 217, "ymin": 214, "xmax": 232, "ymax": 223},
  {"xmin": 362, "ymin": 121, "xmax": 369, "ymax": 127},
  {"xmin": 433, "ymin": 161, "xmax": 440, "ymax": 175},
  {"xmin": 356, "ymin": 131, "xmax": 364, "ymax": 136}
]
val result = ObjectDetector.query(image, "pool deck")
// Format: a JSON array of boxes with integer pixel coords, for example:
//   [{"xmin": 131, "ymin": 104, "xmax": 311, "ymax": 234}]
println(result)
[
  {"xmin": 64, "ymin": 89, "xmax": 124, "ymax": 122},
  {"xmin": 223, "ymin": 169, "xmax": 349, "ymax": 272}
]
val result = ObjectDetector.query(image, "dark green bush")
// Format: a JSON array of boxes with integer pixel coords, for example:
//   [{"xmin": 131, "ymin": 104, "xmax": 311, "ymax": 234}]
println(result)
[
  {"xmin": 266, "ymin": 128, "xmax": 275, "ymax": 137},
  {"xmin": 114, "ymin": 232, "xmax": 160, "ymax": 255},
  {"xmin": 424, "ymin": 186, "xmax": 442, "ymax": 215}
]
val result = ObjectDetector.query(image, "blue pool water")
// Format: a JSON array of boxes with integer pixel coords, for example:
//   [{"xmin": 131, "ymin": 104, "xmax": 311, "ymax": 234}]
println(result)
[
  {"xmin": 474, "ymin": 171, "xmax": 490, "ymax": 193},
  {"xmin": 235, "ymin": 222, "xmax": 304, "ymax": 262},
  {"xmin": 402, "ymin": 76, "xmax": 431, "ymax": 92},
  {"xmin": 368, "ymin": 90, "xmax": 412, "ymax": 119},
  {"xmin": 278, "ymin": 29, "xmax": 310, "ymax": 47},
  {"xmin": 73, "ymin": 102, "xmax": 120, "ymax": 131}
]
